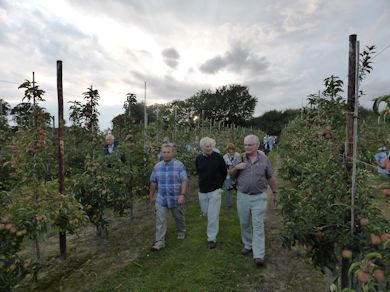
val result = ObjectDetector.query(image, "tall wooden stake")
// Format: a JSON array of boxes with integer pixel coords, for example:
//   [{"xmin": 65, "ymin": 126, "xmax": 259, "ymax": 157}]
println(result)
[
  {"xmin": 351, "ymin": 41, "xmax": 360, "ymax": 236},
  {"xmin": 32, "ymin": 72, "xmax": 36, "ymax": 127},
  {"xmin": 144, "ymin": 81, "xmax": 147, "ymax": 128},
  {"xmin": 342, "ymin": 33, "xmax": 357, "ymax": 289},
  {"xmin": 57, "ymin": 60, "xmax": 66, "ymax": 260},
  {"xmin": 346, "ymin": 34, "xmax": 357, "ymax": 166}
]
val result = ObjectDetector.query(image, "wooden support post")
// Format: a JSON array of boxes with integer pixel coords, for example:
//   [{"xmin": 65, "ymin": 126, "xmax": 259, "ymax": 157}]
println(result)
[
  {"xmin": 342, "ymin": 33, "xmax": 358, "ymax": 289},
  {"xmin": 57, "ymin": 60, "xmax": 66, "ymax": 260},
  {"xmin": 346, "ymin": 34, "xmax": 357, "ymax": 169}
]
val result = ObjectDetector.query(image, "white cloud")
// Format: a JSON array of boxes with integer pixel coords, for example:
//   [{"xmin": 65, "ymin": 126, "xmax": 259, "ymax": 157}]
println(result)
[{"xmin": 0, "ymin": 0, "xmax": 389, "ymax": 129}]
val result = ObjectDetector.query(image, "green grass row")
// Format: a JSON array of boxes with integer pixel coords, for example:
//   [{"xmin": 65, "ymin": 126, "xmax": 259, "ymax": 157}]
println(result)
[{"xmin": 95, "ymin": 203, "xmax": 267, "ymax": 291}]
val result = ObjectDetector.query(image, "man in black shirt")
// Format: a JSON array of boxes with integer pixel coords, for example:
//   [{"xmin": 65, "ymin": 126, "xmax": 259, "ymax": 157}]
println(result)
[{"xmin": 195, "ymin": 137, "xmax": 227, "ymax": 249}]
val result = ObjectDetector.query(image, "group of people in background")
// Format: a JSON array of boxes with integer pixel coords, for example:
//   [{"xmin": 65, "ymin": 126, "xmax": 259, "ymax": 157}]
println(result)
[
  {"xmin": 263, "ymin": 135, "xmax": 277, "ymax": 155},
  {"xmin": 375, "ymin": 146, "xmax": 390, "ymax": 177},
  {"xmin": 147, "ymin": 134, "xmax": 278, "ymax": 268}
]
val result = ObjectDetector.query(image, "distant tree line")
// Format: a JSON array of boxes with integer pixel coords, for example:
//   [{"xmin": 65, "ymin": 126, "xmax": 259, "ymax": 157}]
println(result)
[
  {"xmin": 2, "ymin": 79, "xmax": 381, "ymax": 139},
  {"xmin": 248, "ymin": 109, "xmax": 301, "ymax": 136}
]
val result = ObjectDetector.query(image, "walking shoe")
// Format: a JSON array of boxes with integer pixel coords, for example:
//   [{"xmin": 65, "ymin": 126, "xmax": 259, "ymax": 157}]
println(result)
[
  {"xmin": 241, "ymin": 248, "xmax": 252, "ymax": 256},
  {"xmin": 207, "ymin": 241, "xmax": 217, "ymax": 249},
  {"xmin": 177, "ymin": 232, "xmax": 185, "ymax": 240},
  {"xmin": 254, "ymin": 258, "xmax": 265, "ymax": 267},
  {"xmin": 151, "ymin": 244, "xmax": 164, "ymax": 251}
]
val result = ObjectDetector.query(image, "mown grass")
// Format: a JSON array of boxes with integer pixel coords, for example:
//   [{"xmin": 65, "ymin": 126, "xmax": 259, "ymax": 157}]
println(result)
[
  {"xmin": 94, "ymin": 192, "xmax": 269, "ymax": 291},
  {"xmin": 95, "ymin": 151, "xmax": 283, "ymax": 291}
]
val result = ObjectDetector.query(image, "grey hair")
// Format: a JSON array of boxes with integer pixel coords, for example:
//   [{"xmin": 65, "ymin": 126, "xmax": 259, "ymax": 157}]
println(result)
[
  {"xmin": 161, "ymin": 142, "xmax": 175, "ymax": 151},
  {"xmin": 105, "ymin": 133, "xmax": 114, "ymax": 140},
  {"xmin": 199, "ymin": 137, "xmax": 216, "ymax": 149},
  {"xmin": 245, "ymin": 134, "xmax": 260, "ymax": 145}
]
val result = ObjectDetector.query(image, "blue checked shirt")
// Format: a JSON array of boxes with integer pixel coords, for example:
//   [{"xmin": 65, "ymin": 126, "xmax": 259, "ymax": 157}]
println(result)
[{"xmin": 150, "ymin": 158, "xmax": 188, "ymax": 208}]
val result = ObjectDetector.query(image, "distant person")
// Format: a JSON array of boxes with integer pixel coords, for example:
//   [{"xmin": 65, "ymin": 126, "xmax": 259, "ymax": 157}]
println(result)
[
  {"xmin": 267, "ymin": 135, "xmax": 274, "ymax": 151},
  {"xmin": 149, "ymin": 143, "xmax": 188, "ymax": 251},
  {"xmin": 263, "ymin": 135, "xmax": 268, "ymax": 149},
  {"xmin": 195, "ymin": 137, "xmax": 227, "ymax": 249},
  {"xmin": 262, "ymin": 136, "xmax": 270, "ymax": 156},
  {"xmin": 274, "ymin": 136, "xmax": 279, "ymax": 151},
  {"xmin": 229, "ymin": 134, "xmax": 278, "ymax": 267},
  {"xmin": 104, "ymin": 132, "xmax": 118, "ymax": 155},
  {"xmin": 104, "ymin": 132, "xmax": 126, "ymax": 162},
  {"xmin": 185, "ymin": 144, "xmax": 193, "ymax": 152},
  {"xmin": 374, "ymin": 147, "xmax": 390, "ymax": 177},
  {"xmin": 223, "ymin": 143, "xmax": 240, "ymax": 208}
]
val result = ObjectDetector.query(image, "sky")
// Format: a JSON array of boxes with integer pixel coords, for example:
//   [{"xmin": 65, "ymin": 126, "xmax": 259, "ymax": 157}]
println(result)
[{"xmin": 0, "ymin": 0, "xmax": 389, "ymax": 130}]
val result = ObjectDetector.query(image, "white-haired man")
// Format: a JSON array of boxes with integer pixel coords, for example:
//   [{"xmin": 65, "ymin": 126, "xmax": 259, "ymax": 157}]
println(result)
[
  {"xmin": 195, "ymin": 137, "xmax": 227, "ymax": 249},
  {"xmin": 104, "ymin": 132, "xmax": 117, "ymax": 155},
  {"xmin": 229, "ymin": 134, "xmax": 278, "ymax": 267}
]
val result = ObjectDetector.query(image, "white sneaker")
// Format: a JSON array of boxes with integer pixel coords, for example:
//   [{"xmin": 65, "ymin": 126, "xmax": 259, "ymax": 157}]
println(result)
[{"xmin": 177, "ymin": 232, "xmax": 185, "ymax": 240}]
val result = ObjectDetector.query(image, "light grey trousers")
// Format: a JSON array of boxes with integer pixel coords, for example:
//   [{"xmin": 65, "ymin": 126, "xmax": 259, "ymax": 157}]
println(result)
[
  {"xmin": 237, "ymin": 191, "xmax": 268, "ymax": 259},
  {"xmin": 198, "ymin": 188, "xmax": 222, "ymax": 242},
  {"xmin": 154, "ymin": 203, "xmax": 185, "ymax": 248}
]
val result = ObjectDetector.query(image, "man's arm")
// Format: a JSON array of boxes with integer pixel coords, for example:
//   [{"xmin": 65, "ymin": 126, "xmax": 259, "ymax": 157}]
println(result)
[
  {"xmin": 268, "ymin": 176, "xmax": 278, "ymax": 193},
  {"xmin": 149, "ymin": 182, "xmax": 157, "ymax": 203},
  {"xmin": 219, "ymin": 156, "xmax": 227, "ymax": 178},
  {"xmin": 178, "ymin": 180, "xmax": 187, "ymax": 205},
  {"xmin": 229, "ymin": 162, "xmax": 246, "ymax": 178},
  {"xmin": 181, "ymin": 180, "xmax": 188, "ymax": 195},
  {"xmin": 267, "ymin": 176, "xmax": 278, "ymax": 207},
  {"xmin": 194, "ymin": 156, "xmax": 199, "ymax": 174},
  {"xmin": 375, "ymin": 159, "xmax": 386, "ymax": 168}
]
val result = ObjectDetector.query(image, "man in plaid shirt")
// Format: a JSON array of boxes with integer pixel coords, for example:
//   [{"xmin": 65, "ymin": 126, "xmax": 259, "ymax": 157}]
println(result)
[{"xmin": 149, "ymin": 143, "xmax": 188, "ymax": 250}]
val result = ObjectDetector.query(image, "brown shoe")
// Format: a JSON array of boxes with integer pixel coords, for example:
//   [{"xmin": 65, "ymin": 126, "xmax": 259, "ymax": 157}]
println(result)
[
  {"xmin": 207, "ymin": 241, "xmax": 217, "ymax": 249},
  {"xmin": 241, "ymin": 248, "xmax": 252, "ymax": 256},
  {"xmin": 254, "ymin": 258, "xmax": 265, "ymax": 267}
]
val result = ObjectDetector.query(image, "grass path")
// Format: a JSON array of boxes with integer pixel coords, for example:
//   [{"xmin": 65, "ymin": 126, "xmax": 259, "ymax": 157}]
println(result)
[{"xmin": 95, "ymin": 152, "xmax": 331, "ymax": 291}]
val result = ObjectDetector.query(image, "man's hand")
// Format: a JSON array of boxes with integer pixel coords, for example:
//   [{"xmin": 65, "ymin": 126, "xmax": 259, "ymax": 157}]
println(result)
[
  {"xmin": 149, "ymin": 194, "xmax": 156, "ymax": 204},
  {"xmin": 234, "ymin": 162, "xmax": 247, "ymax": 170},
  {"xmin": 272, "ymin": 192, "xmax": 278, "ymax": 208},
  {"xmin": 178, "ymin": 194, "xmax": 185, "ymax": 205}
]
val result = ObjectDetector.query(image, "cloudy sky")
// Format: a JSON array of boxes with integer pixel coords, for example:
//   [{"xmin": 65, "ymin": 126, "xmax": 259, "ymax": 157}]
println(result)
[{"xmin": 1, "ymin": 0, "xmax": 389, "ymax": 129}]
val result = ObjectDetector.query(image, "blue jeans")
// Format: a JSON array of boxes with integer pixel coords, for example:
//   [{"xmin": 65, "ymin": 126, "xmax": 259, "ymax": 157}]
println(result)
[
  {"xmin": 237, "ymin": 191, "xmax": 268, "ymax": 259},
  {"xmin": 225, "ymin": 178, "xmax": 232, "ymax": 208},
  {"xmin": 198, "ymin": 189, "xmax": 222, "ymax": 242}
]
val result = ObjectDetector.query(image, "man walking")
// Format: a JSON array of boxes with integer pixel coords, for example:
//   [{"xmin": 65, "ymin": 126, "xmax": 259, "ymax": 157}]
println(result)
[
  {"xmin": 229, "ymin": 135, "xmax": 278, "ymax": 267},
  {"xmin": 149, "ymin": 143, "xmax": 188, "ymax": 250},
  {"xmin": 195, "ymin": 137, "xmax": 227, "ymax": 249}
]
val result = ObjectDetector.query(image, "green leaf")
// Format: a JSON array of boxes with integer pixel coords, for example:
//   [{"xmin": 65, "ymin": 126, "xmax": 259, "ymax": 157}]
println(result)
[
  {"xmin": 348, "ymin": 262, "xmax": 360, "ymax": 274},
  {"xmin": 329, "ymin": 283, "xmax": 338, "ymax": 292},
  {"xmin": 364, "ymin": 252, "xmax": 382, "ymax": 260}
]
